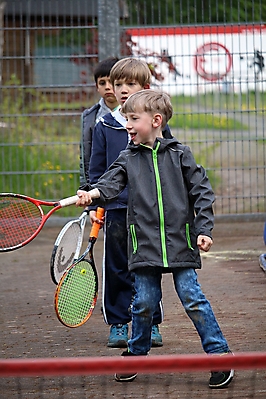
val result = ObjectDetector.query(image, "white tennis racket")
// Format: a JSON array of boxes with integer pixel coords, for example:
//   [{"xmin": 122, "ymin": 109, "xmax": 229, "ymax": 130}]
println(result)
[{"xmin": 50, "ymin": 209, "xmax": 89, "ymax": 284}]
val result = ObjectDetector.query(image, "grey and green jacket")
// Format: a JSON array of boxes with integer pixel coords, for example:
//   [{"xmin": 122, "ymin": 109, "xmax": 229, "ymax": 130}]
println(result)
[{"xmin": 91, "ymin": 137, "xmax": 215, "ymax": 272}]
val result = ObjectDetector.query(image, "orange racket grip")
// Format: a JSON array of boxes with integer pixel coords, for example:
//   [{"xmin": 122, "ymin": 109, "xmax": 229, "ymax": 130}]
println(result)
[{"xmin": 90, "ymin": 207, "xmax": 105, "ymax": 239}]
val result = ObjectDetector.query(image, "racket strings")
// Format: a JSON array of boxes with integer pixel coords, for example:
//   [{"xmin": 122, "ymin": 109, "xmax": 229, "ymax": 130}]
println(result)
[
  {"xmin": 0, "ymin": 197, "xmax": 42, "ymax": 249},
  {"xmin": 54, "ymin": 222, "xmax": 82, "ymax": 274},
  {"xmin": 56, "ymin": 260, "xmax": 98, "ymax": 327}
]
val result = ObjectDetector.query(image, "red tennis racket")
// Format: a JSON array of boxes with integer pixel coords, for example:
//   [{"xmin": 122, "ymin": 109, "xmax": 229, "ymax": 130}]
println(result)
[{"xmin": 0, "ymin": 193, "xmax": 79, "ymax": 252}]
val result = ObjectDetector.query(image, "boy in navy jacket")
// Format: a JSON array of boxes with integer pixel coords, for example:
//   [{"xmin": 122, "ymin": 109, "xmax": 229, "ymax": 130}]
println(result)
[{"xmin": 88, "ymin": 58, "xmax": 171, "ymax": 348}]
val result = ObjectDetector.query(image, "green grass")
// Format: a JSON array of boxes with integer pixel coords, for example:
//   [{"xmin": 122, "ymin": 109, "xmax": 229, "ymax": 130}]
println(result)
[
  {"xmin": 168, "ymin": 92, "xmax": 253, "ymax": 130},
  {"xmin": 171, "ymin": 91, "xmax": 266, "ymax": 109},
  {"xmin": 168, "ymin": 110, "xmax": 245, "ymax": 130}
]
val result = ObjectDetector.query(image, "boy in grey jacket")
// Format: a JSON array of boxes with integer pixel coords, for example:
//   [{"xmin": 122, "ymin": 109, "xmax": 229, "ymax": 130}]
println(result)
[{"xmin": 76, "ymin": 89, "xmax": 234, "ymax": 389}]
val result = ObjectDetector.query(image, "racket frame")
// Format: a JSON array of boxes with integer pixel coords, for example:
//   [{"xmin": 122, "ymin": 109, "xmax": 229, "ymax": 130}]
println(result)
[
  {"xmin": 54, "ymin": 207, "xmax": 104, "ymax": 328},
  {"xmin": 55, "ymin": 259, "xmax": 99, "ymax": 328},
  {"xmin": 0, "ymin": 193, "xmax": 78, "ymax": 252},
  {"xmin": 50, "ymin": 209, "xmax": 89, "ymax": 285}
]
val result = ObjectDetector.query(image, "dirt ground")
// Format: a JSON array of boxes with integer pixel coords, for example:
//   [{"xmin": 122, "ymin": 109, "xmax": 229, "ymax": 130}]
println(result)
[{"xmin": 1, "ymin": 219, "xmax": 266, "ymax": 398}]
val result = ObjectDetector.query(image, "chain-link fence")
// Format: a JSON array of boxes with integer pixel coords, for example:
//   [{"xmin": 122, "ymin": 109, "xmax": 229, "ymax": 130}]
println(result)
[{"xmin": 1, "ymin": 0, "xmax": 265, "ymax": 219}]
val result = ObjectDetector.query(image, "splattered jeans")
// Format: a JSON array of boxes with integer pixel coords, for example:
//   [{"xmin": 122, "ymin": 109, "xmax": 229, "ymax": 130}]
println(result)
[{"xmin": 128, "ymin": 267, "xmax": 230, "ymax": 355}]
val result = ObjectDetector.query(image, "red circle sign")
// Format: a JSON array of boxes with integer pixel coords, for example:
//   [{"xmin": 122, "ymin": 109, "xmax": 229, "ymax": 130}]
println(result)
[{"xmin": 194, "ymin": 42, "xmax": 232, "ymax": 81}]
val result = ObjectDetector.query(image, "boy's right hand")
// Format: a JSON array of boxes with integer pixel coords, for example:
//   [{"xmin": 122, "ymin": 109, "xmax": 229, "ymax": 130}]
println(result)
[
  {"xmin": 76, "ymin": 190, "xmax": 93, "ymax": 207},
  {"xmin": 76, "ymin": 188, "xmax": 100, "ymax": 207},
  {"xmin": 89, "ymin": 210, "xmax": 105, "ymax": 227}
]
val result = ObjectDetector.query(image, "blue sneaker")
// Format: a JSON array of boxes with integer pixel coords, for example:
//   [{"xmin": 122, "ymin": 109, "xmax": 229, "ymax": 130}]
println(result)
[
  {"xmin": 107, "ymin": 324, "xmax": 128, "ymax": 348},
  {"xmin": 151, "ymin": 324, "xmax": 163, "ymax": 347}
]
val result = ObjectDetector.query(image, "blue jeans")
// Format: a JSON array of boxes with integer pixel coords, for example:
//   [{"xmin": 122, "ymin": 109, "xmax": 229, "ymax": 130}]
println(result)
[{"xmin": 128, "ymin": 267, "xmax": 230, "ymax": 355}]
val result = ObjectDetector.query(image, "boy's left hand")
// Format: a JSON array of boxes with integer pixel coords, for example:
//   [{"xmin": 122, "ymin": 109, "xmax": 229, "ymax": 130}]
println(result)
[{"xmin": 197, "ymin": 235, "xmax": 213, "ymax": 252}]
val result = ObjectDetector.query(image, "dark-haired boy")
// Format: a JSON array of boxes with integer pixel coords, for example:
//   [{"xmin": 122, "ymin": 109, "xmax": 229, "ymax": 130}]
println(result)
[{"xmin": 79, "ymin": 57, "xmax": 119, "ymax": 187}]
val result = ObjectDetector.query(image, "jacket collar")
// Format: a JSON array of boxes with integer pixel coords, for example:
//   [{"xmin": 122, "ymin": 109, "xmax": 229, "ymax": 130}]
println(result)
[
  {"xmin": 100, "ymin": 109, "xmax": 125, "ymax": 129},
  {"xmin": 128, "ymin": 137, "xmax": 180, "ymax": 151}
]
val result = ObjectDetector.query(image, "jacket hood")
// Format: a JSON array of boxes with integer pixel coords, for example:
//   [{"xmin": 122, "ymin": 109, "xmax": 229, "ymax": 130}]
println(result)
[{"xmin": 100, "ymin": 111, "xmax": 125, "ymax": 130}]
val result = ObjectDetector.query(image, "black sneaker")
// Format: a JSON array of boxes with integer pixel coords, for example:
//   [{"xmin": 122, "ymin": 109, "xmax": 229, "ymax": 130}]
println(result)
[
  {"xmin": 115, "ymin": 350, "xmax": 138, "ymax": 382},
  {"xmin": 209, "ymin": 369, "xmax": 234, "ymax": 389}
]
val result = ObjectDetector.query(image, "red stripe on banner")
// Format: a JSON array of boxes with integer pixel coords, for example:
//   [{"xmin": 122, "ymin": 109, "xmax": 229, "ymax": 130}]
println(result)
[{"xmin": 126, "ymin": 25, "xmax": 266, "ymax": 36}]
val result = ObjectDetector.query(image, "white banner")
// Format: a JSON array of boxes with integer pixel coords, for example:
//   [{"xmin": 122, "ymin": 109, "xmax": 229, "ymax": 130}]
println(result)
[{"xmin": 126, "ymin": 25, "xmax": 266, "ymax": 95}]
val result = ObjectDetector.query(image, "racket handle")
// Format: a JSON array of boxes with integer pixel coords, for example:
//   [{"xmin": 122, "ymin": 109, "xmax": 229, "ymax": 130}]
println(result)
[
  {"xmin": 59, "ymin": 195, "xmax": 79, "ymax": 207},
  {"xmin": 60, "ymin": 189, "xmax": 99, "ymax": 208},
  {"xmin": 89, "ymin": 188, "xmax": 101, "ymax": 199},
  {"xmin": 90, "ymin": 207, "xmax": 105, "ymax": 238}
]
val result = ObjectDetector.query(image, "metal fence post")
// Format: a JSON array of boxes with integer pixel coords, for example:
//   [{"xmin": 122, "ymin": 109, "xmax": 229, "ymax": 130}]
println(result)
[
  {"xmin": 97, "ymin": 0, "xmax": 120, "ymax": 61},
  {"xmin": 0, "ymin": 1, "xmax": 6, "ymax": 87}
]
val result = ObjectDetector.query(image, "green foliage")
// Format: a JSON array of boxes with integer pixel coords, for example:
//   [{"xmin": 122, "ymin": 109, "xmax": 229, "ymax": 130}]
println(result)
[
  {"xmin": 35, "ymin": 1, "xmax": 266, "ymax": 52},
  {"xmin": 36, "ymin": 27, "xmax": 95, "ymax": 48},
  {"xmin": 126, "ymin": 0, "xmax": 266, "ymax": 25},
  {"xmin": 1, "ymin": 74, "xmax": 48, "ymax": 115}
]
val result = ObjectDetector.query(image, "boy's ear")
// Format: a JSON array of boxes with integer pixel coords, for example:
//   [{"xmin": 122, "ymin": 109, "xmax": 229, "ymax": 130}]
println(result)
[
  {"xmin": 143, "ymin": 84, "xmax": 150, "ymax": 89},
  {"xmin": 152, "ymin": 113, "xmax": 163, "ymax": 127}
]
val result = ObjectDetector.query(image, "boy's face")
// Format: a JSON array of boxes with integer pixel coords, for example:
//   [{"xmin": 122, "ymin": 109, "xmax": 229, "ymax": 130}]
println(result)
[
  {"xmin": 96, "ymin": 76, "xmax": 118, "ymax": 109},
  {"xmin": 113, "ymin": 79, "xmax": 148, "ymax": 106},
  {"xmin": 125, "ymin": 110, "xmax": 162, "ymax": 147}
]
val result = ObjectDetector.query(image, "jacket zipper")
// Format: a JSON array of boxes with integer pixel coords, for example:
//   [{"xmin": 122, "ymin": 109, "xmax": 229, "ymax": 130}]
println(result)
[{"xmin": 152, "ymin": 142, "xmax": 168, "ymax": 268}]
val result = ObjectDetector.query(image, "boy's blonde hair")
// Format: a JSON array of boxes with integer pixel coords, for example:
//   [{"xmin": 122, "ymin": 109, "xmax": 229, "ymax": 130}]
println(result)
[
  {"xmin": 110, "ymin": 57, "xmax": 151, "ymax": 87},
  {"xmin": 121, "ymin": 89, "xmax": 173, "ymax": 128}
]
